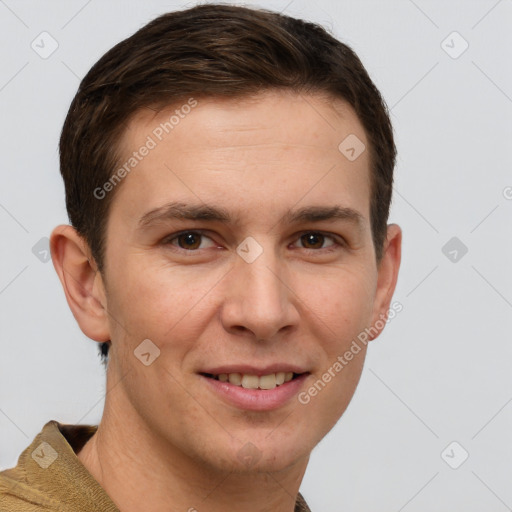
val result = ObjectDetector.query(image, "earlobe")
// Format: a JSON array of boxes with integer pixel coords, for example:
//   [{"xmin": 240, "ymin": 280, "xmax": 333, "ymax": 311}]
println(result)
[
  {"xmin": 50, "ymin": 225, "xmax": 110, "ymax": 342},
  {"xmin": 369, "ymin": 224, "xmax": 402, "ymax": 341}
]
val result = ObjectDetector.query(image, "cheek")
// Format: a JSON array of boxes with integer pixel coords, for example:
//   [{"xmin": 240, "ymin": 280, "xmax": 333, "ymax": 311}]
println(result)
[
  {"xmin": 298, "ymin": 265, "xmax": 377, "ymax": 339},
  {"xmin": 297, "ymin": 274, "xmax": 371, "ymax": 435},
  {"xmin": 297, "ymin": 269, "xmax": 374, "ymax": 402},
  {"xmin": 107, "ymin": 260, "xmax": 219, "ymax": 355}
]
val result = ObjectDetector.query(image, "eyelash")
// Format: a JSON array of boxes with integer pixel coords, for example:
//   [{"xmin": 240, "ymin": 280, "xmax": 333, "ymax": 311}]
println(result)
[{"xmin": 161, "ymin": 230, "xmax": 345, "ymax": 253}]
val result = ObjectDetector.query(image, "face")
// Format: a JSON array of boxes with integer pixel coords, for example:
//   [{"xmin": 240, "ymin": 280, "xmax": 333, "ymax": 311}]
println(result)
[{"xmin": 98, "ymin": 90, "xmax": 396, "ymax": 473}]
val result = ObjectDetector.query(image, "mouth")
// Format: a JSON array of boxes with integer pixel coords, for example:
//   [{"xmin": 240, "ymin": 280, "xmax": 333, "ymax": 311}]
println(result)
[
  {"xmin": 199, "ymin": 369, "xmax": 311, "ymax": 411},
  {"xmin": 200, "ymin": 371, "xmax": 307, "ymax": 390}
]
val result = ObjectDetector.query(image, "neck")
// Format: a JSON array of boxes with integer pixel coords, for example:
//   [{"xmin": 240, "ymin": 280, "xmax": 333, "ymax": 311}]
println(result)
[{"xmin": 77, "ymin": 368, "xmax": 308, "ymax": 512}]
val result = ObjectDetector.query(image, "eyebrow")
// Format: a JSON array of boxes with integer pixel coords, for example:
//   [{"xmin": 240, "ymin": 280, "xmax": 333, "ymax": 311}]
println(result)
[{"xmin": 138, "ymin": 201, "xmax": 364, "ymax": 230}]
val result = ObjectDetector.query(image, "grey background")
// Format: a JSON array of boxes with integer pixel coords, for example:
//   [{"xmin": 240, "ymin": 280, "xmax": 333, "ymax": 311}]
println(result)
[{"xmin": 1, "ymin": 0, "xmax": 511, "ymax": 510}]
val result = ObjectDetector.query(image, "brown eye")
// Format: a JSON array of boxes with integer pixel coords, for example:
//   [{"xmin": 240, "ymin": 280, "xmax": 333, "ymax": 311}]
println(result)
[
  {"xmin": 164, "ymin": 231, "xmax": 216, "ymax": 251},
  {"xmin": 176, "ymin": 232, "xmax": 202, "ymax": 250},
  {"xmin": 299, "ymin": 232, "xmax": 335, "ymax": 250},
  {"xmin": 301, "ymin": 232, "xmax": 323, "ymax": 249}
]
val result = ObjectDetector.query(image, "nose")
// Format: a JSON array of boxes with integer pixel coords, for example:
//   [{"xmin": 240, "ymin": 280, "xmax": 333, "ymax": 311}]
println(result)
[{"xmin": 220, "ymin": 245, "xmax": 300, "ymax": 341}]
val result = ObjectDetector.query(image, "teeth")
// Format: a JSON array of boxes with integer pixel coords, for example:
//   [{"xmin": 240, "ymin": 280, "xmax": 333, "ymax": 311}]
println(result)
[
  {"xmin": 258, "ymin": 374, "xmax": 277, "ymax": 390},
  {"xmin": 228, "ymin": 373, "xmax": 242, "ymax": 386},
  {"xmin": 214, "ymin": 371, "xmax": 297, "ymax": 389},
  {"xmin": 241, "ymin": 374, "xmax": 260, "ymax": 389}
]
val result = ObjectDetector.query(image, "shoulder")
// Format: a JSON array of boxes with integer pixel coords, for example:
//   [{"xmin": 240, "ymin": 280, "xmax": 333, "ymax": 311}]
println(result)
[{"xmin": 0, "ymin": 466, "xmax": 61, "ymax": 511}]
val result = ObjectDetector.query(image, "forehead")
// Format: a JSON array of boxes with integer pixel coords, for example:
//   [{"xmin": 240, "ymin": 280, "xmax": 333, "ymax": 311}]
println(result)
[
  {"xmin": 109, "ymin": 90, "xmax": 371, "ymax": 230},
  {"xmin": 126, "ymin": 90, "xmax": 366, "ymax": 150}
]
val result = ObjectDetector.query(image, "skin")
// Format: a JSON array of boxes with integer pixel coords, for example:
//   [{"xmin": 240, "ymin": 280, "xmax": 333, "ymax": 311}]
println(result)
[{"xmin": 50, "ymin": 90, "xmax": 401, "ymax": 512}]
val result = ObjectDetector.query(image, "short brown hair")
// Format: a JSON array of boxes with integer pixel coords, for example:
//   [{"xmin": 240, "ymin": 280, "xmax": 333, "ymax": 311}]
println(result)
[{"xmin": 59, "ymin": 3, "xmax": 396, "ymax": 363}]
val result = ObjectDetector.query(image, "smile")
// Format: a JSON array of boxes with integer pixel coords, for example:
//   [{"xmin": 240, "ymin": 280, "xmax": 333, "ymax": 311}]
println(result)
[
  {"xmin": 199, "ymin": 370, "xmax": 310, "ymax": 411},
  {"xmin": 201, "ymin": 371, "xmax": 302, "ymax": 390}
]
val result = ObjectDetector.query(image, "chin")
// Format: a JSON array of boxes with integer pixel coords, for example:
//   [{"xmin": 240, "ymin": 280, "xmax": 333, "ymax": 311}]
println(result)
[{"xmin": 217, "ymin": 435, "xmax": 310, "ymax": 474}]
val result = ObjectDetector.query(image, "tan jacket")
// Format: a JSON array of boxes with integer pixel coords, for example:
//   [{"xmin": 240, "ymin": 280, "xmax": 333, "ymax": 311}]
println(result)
[{"xmin": 0, "ymin": 421, "xmax": 311, "ymax": 511}]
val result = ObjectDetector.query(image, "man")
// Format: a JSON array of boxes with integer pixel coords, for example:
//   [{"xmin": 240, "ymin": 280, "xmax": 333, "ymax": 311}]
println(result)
[{"xmin": 0, "ymin": 4, "xmax": 401, "ymax": 511}]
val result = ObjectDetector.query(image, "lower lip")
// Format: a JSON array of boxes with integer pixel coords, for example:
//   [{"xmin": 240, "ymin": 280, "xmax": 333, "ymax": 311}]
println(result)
[{"xmin": 200, "ymin": 374, "xmax": 310, "ymax": 411}]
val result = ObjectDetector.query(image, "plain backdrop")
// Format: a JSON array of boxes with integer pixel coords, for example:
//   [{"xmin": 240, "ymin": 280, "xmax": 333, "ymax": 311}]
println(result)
[{"xmin": 1, "ymin": 1, "xmax": 511, "ymax": 511}]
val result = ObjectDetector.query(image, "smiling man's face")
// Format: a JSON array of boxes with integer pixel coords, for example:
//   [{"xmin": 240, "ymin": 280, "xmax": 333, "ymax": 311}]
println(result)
[{"xmin": 91, "ymin": 89, "xmax": 399, "ymax": 474}]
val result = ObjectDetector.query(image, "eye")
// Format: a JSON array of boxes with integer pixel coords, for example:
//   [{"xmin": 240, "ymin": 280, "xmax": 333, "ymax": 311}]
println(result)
[
  {"xmin": 163, "ymin": 230, "xmax": 217, "ymax": 251},
  {"xmin": 293, "ymin": 231, "xmax": 342, "ymax": 251},
  {"xmin": 161, "ymin": 230, "xmax": 344, "ymax": 254}
]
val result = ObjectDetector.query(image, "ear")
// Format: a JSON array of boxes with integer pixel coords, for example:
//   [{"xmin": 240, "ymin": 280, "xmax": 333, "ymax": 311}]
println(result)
[
  {"xmin": 368, "ymin": 224, "xmax": 402, "ymax": 341},
  {"xmin": 50, "ymin": 225, "xmax": 110, "ymax": 342}
]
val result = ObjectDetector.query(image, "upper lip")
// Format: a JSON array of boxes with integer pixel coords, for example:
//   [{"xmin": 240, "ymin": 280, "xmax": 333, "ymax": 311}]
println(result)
[{"xmin": 199, "ymin": 364, "xmax": 309, "ymax": 376}]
